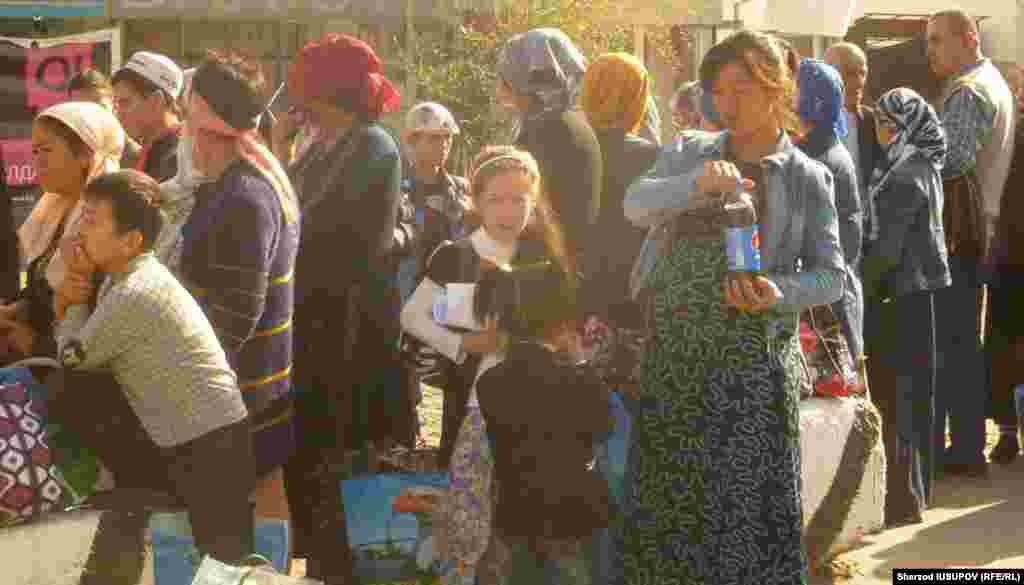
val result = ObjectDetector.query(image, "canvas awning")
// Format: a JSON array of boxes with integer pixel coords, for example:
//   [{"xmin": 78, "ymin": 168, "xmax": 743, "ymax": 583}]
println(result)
[
  {"xmin": 735, "ymin": 0, "xmax": 863, "ymax": 37},
  {"xmin": 593, "ymin": 1, "xmax": 719, "ymax": 26},
  {"xmin": 108, "ymin": 0, "xmax": 514, "ymax": 23}
]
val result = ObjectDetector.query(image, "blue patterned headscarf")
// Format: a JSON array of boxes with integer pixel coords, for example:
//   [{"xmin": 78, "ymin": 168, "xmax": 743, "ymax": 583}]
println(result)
[
  {"xmin": 797, "ymin": 59, "xmax": 848, "ymax": 138},
  {"xmin": 497, "ymin": 28, "xmax": 587, "ymax": 124},
  {"xmin": 866, "ymin": 87, "xmax": 947, "ymax": 240},
  {"xmin": 873, "ymin": 87, "xmax": 947, "ymax": 173}
]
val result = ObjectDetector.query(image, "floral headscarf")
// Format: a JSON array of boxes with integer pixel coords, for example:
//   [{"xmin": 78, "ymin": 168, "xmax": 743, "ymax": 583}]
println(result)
[
  {"xmin": 496, "ymin": 28, "xmax": 586, "ymax": 134},
  {"xmin": 798, "ymin": 59, "xmax": 848, "ymax": 139},
  {"xmin": 867, "ymin": 87, "xmax": 947, "ymax": 240}
]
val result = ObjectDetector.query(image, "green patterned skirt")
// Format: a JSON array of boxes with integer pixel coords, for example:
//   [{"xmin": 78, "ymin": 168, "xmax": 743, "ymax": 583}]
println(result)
[{"xmin": 616, "ymin": 236, "xmax": 807, "ymax": 585}]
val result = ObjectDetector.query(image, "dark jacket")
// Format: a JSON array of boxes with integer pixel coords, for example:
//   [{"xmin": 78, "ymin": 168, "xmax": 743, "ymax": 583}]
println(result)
[
  {"xmin": 516, "ymin": 108, "xmax": 603, "ymax": 259},
  {"xmin": 140, "ymin": 129, "xmax": 180, "ymax": 183},
  {"xmin": 993, "ymin": 124, "xmax": 1024, "ymax": 275},
  {"xmin": 586, "ymin": 128, "xmax": 657, "ymax": 325},
  {"xmin": 395, "ymin": 171, "xmax": 471, "ymax": 301},
  {"xmin": 423, "ymin": 235, "xmax": 552, "ymax": 468},
  {"xmin": 0, "ymin": 148, "xmax": 18, "ymax": 301},
  {"xmin": 800, "ymin": 131, "xmax": 862, "ymax": 267},
  {"xmin": 854, "ymin": 106, "xmax": 882, "ymax": 194},
  {"xmin": 290, "ymin": 122, "xmax": 402, "ymax": 444},
  {"xmin": 476, "ymin": 340, "xmax": 612, "ymax": 543},
  {"xmin": 863, "ymin": 154, "xmax": 952, "ymax": 299},
  {"xmin": 120, "ymin": 138, "xmax": 142, "ymax": 172}
]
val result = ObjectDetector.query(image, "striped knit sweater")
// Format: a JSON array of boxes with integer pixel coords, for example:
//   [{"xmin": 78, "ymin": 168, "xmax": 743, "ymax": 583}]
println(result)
[
  {"xmin": 56, "ymin": 253, "xmax": 247, "ymax": 447},
  {"xmin": 179, "ymin": 160, "xmax": 299, "ymax": 462}
]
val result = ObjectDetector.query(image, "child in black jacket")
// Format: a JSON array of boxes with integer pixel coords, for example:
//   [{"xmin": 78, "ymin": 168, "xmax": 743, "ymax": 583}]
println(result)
[{"xmin": 474, "ymin": 261, "xmax": 611, "ymax": 582}]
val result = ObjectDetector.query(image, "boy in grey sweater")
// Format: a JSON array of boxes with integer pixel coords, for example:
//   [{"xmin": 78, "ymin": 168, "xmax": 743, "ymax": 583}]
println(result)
[{"xmin": 48, "ymin": 170, "xmax": 254, "ymax": 564}]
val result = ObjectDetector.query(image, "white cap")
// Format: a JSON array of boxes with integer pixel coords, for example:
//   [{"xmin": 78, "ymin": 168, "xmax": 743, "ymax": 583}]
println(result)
[
  {"xmin": 118, "ymin": 51, "xmax": 184, "ymax": 98},
  {"xmin": 405, "ymin": 102, "xmax": 460, "ymax": 135}
]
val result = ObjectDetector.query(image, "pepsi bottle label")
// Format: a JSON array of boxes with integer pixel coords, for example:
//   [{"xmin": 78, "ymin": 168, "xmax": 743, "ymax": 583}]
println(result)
[{"xmin": 725, "ymin": 225, "xmax": 762, "ymax": 272}]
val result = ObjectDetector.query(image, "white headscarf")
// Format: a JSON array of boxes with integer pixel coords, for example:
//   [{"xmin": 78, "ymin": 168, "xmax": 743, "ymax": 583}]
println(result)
[{"xmin": 19, "ymin": 101, "xmax": 125, "ymax": 288}]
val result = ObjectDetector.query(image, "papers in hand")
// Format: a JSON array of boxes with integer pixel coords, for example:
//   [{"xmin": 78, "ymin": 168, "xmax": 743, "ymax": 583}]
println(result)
[
  {"xmin": 432, "ymin": 283, "xmax": 482, "ymax": 330},
  {"xmin": 190, "ymin": 555, "xmax": 321, "ymax": 584}
]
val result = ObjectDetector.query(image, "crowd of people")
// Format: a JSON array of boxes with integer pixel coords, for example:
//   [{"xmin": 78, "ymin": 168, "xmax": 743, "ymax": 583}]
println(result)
[{"xmin": 0, "ymin": 6, "xmax": 1021, "ymax": 585}]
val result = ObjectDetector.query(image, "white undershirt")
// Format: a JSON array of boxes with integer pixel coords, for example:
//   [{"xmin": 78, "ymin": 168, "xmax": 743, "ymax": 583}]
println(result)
[
  {"xmin": 399, "ymin": 228, "xmax": 518, "ymax": 407},
  {"xmin": 844, "ymin": 111, "xmax": 867, "ymax": 196}
]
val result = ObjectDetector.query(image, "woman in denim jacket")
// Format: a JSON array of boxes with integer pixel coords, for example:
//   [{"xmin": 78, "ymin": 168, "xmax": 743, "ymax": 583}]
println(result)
[
  {"xmin": 861, "ymin": 87, "xmax": 951, "ymax": 528},
  {"xmin": 615, "ymin": 31, "xmax": 844, "ymax": 585}
]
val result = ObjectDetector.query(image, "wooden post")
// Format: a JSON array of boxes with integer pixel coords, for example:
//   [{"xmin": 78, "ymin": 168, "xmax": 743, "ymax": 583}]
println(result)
[
  {"xmin": 405, "ymin": 0, "xmax": 416, "ymax": 107},
  {"xmin": 634, "ymin": 24, "xmax": 647, "ymax": 65}
]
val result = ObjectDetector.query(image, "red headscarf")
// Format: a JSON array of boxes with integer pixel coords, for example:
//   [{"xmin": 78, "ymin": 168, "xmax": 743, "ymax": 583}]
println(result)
[{"xmin": 288, "ymin": 33, "xmax": 400, "ymax": 119}]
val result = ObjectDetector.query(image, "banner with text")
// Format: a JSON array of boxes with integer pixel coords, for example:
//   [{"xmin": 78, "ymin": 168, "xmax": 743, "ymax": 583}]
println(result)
[
  {"xmin": 0, "ymin": 29, "xmax": 118, "ymax": 225},
  {"xmin": 109, "ymin": 0, "xmax": 515, "ymax": 24}
]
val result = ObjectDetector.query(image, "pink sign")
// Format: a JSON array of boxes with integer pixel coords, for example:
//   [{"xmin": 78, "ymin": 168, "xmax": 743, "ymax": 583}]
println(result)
[
  {"xmin": 1, "ymin": 139, "xmax": 36, "ymax": 187},
  {"xmin": 26, "ymin": 43, "xmax": 93, "ymax": 110}
]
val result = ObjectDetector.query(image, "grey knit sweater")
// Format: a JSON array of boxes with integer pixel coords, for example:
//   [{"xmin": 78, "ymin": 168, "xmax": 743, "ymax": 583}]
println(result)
[{"xmin": 56, "ymin": 252, "xmax": 248, "ymax": 447}]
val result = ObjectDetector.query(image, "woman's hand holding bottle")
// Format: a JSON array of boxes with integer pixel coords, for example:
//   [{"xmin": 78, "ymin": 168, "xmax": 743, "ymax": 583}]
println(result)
[
  {"xmin": 695, "ymin": 160, "xmax": 755, "ymax": 195},
  {"xmin": 724, "ymin": 276, "xmax": 780, "ymax": 313}
]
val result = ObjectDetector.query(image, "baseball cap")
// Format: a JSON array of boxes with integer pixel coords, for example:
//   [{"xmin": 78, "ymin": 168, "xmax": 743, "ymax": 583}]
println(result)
[
  {"xmin": 405, "ymin": 102, "xmax": 460, "ymax": 135},
  {"xmin": 117, "ymin": 51, "xmax": 184, "ymax": 98}
]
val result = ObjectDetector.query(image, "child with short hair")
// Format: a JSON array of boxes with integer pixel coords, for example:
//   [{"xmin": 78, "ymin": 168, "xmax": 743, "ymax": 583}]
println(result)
[{"xmin": 474, "ymin": 261, "xmax": 612, "ymax": 583}]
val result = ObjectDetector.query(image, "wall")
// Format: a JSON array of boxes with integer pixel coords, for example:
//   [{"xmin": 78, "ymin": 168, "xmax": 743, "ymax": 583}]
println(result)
[{"xmin": 856, "ymin": 0, "xmax": 1018, "ymax": 64}]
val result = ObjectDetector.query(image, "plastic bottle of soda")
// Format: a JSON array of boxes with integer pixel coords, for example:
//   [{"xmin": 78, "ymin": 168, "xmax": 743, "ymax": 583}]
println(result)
[{"xmin": 723, "ymin": 189, "xmax": 761, "ymax": 275}]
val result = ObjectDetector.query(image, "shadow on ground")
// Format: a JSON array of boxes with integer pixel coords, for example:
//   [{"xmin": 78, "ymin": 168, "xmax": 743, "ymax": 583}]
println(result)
[{"xmin": 817, "ymin": 458, "xmax": 1024, "ymax": 584}]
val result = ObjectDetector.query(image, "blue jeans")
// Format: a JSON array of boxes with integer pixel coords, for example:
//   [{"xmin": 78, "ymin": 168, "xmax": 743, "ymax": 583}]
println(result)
[
  {"xmin": 933, "ymin": 255, "xmax": 987, "ymax": 466},
  {"xmin": 866, "ymin": 290, "xmax": 936, "ymax": 519},
  {"xmin": 834, "ymin": 264, "xmax": 865, "ymax": 359}
]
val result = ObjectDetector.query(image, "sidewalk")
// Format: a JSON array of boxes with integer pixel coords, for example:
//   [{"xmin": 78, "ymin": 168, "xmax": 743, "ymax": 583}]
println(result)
[{"xmin": 816, "ymin": 427, "xmax": 1024, "ymax": 584}]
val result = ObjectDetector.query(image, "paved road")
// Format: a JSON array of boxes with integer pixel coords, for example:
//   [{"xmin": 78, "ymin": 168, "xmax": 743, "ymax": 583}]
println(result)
[
  {"xmin": 815, "ymin": 457, "xmax": 1024, "ymax": 584},
  {"xmin": 7, "ymin": 509, "xmax": 153, "ymax": 585}
]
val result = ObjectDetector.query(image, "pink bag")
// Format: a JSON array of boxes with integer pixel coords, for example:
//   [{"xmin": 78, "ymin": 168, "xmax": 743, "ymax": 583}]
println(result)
[{"xmin": 0, "ymin": 383, "xmax": 65, "ymax": 527}]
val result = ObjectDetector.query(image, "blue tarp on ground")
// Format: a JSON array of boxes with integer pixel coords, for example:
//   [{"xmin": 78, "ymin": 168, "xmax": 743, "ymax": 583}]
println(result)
[
  {"xmin": 342, "ymin": 472, "xmax": 448, "ymax": 550},
  {"xmin": 150, "ymin": 515, "xmax": 289, "ymax": 585},
  {"xmin": 150, "ymin": 472, "xmax": 448, "ymax": 584}
]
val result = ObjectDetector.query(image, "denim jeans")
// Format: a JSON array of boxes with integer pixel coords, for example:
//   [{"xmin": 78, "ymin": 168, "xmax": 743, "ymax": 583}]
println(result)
[
  {"xmin": 834, "ymin": 264, "xmax": 865, "ymax": 359},
  {"xmin": 933, "ymin": 255, "xmax": 987, "ymax": 466},
  {"xmin": 866, "ymin": 290, "xmax": 936, "ymax": 519}
]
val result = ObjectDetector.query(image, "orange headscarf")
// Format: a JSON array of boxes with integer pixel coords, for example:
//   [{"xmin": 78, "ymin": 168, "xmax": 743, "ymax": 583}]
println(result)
[{"xmin": 581, "ymin": 53, "xmax": 650, "ymax": 135}]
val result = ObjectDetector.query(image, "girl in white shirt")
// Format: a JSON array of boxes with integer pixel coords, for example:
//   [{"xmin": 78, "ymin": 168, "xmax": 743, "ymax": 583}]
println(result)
[
  {"xmin": 399, "ymin": 145, "xmax": 573, "ymax": 581},
  {"xmin": 401, "ymin": 144, "xmax": 573, "ymax": 464}
]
